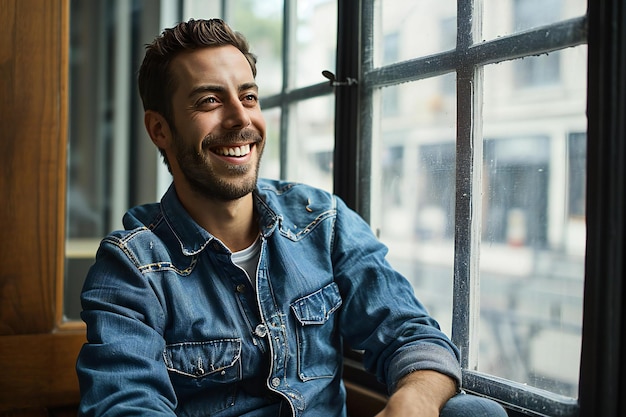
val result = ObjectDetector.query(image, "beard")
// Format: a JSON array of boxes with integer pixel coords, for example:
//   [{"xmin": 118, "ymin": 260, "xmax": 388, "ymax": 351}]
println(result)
[{"xmin": 173, "ymin": 128, "xmax": 264, "ymax": 201}]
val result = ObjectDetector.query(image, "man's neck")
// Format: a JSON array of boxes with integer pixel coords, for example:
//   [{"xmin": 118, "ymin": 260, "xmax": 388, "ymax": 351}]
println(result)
[{"xmin": 174, "ymin": 183, "xmax": 259, "ymax": 252}]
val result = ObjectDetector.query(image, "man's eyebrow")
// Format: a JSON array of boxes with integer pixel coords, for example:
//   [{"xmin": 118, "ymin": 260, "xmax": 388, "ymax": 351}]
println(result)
[
  {"xmin": 188, "ymin": 82, "xmax": 258, "ymax": 98},
  {"xmin": 239, "ymin": 82, "xmax": 259, "ymax": 92},
  {"xmin": 188, "ymin": 84, "xmax": 224, "ymax": 99}
]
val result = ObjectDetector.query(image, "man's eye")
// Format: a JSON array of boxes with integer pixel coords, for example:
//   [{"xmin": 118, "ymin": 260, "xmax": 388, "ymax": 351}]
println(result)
[
  {"xmin": 243, "ymin": 94, "xmax": 258, "ymax": 103},
  {"xmin": 197, "ymin": 96, "xmax": 217, "ymax": 107}
]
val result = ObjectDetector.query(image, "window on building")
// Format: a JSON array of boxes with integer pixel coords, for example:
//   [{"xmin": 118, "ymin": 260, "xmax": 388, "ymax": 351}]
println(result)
[
  {"xmin": 65, "ymin": 0, "xmax": 591, "ymax": 415},
  {"xmin": 360, "ymin": 0, "xmax": 587, "ymax": 415}
]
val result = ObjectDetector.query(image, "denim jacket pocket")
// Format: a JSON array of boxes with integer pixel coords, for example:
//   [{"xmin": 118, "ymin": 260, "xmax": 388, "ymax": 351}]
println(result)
[
  {"xmin": 163, "ymin": 339, "xmax": 242, "ymax": 415},
  {"xmin": 291, "ymin": 282, "xmax": 343, "ymax": 381}
]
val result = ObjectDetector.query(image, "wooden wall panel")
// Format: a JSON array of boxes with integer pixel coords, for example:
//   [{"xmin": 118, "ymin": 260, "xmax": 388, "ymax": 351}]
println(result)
[
  {"xmin": 0, "ymin": 0, "xmax": 79, "ymax": 413},
  {"xmin": 0, "ymin": 333, "xmax": 84, "ymax": 411},
  {"xmin": 0, "ymin": 0, "xmax": 66, "ymax": 334}
]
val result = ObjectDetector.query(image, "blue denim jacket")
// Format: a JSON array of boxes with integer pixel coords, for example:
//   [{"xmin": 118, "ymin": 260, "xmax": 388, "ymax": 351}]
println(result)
[{"xmin": 77, "ymin": 179, "xmax": 461, "ymax": 417}]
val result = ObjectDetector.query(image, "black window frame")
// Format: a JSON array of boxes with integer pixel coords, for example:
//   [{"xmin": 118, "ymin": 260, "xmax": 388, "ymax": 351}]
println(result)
[{"xmin": 327, "ymin": 0, "xmax": 625, "ymax": 416}]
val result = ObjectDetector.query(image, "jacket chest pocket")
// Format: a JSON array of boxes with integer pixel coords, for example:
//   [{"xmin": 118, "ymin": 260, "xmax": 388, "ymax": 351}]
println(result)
[
  {"xmin": 290, "ymin": 282, "xmax": 343, "ymax": 381},
  {"xmin": 163, "ymin": 339, "xmax": 242, "ymax": 415}
]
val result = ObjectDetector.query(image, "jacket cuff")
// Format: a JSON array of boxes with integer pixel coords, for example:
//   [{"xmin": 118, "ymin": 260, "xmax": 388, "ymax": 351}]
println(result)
[{"xmin": 387, "ymin": 344, "xmax": 462, "ymax": 394}]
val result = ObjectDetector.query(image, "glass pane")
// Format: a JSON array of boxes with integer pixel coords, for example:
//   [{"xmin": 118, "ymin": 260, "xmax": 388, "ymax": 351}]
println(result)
[
  {"xmin": 295, "ymin": 0, "xmax": 337, "ymax": 88},
  {"xmin": 260, "ymin": 107, "xmax": 281, "ymax": 180},
  {"xmin": 374, "ymin": 0, "xmax": 456, "ymax": 67},
  {"xmin": 183, "ymin": 0, "xmax": 221, "ymax": 19},
  {"xmin": 479, "ymin": 46, "xmax": 588, "ymax": 398},
  {"xmin": 372, "ymin": 75, "xmax": 457, "ymax": 336},
  {"xmin": 286, "ymin": 95, "xmax": 335, "ymax": 193},
  {"xmin": 483, "ymin": 0, "xmax": 587, "ymax": 41},
  {"xmin": 228, "ymin": 0, "xmax": 284, "ymax": 96},
  {"xmin": 65, "ymin": 1, "xmax": 137, "ymax": 321}
]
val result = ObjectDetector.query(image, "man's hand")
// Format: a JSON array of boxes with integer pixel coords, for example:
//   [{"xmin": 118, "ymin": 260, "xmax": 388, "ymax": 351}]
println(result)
[{"xmin": 374, "ymin": 370, "xmax": 457, "ymax": 417}]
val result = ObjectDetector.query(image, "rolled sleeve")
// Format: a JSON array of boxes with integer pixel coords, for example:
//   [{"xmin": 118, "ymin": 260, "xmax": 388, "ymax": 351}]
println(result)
[{"xmin": 387, "ymin": 344, "xmax": 462, "ymax": 394}]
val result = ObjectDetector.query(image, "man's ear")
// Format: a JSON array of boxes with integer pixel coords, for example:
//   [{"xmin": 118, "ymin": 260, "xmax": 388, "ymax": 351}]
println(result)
[{"xmin": 144, "ymin": 110, "xmax": 172, "ymax": 150}]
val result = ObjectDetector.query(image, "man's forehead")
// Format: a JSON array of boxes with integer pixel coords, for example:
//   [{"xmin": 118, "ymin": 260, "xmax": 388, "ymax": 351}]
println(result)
[{"xmin": 171, "ymin": 45, "xmax": 253, "ymax": 80}]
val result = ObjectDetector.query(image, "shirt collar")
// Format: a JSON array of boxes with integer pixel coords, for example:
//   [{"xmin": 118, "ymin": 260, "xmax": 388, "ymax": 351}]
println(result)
[{"xmin": 159, "ymin": 183, "xmax": 279, "ymax": 256}]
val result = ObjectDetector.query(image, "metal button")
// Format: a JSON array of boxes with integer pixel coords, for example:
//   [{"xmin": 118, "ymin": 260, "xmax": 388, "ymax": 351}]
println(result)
[
  {"xmin": 236, "ymin": 284, "xmax": 246, "ymax": 293},
  {"xmin": 271, "ymin": 377, "xmax": 281, "ymax": 387},
  {"xmin": 254, "ymin": 324, "xmax": 268, "ymax": 338}
]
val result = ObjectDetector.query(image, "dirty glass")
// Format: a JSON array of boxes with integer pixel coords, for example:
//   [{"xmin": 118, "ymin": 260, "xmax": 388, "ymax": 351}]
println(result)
[
  {"xmin": 483, "ymin": 0, "xmax": 587, "ymax": 41},
  {"xmin": 373, "ymin": 75, "xmax": 457, "ymax": 336},
  {"xmin": 479, "ymin": 46, "xmax": 587, "ymax": 398},
  {"xmin": 375, "ymin": 0, "xmax": 456, "ymax": 66},
  {"xmin": 295, "ymin": 0, "xmax": 337, "ymax": 88},
  {"xmin": 286, "ymin": 96, "xmax": 335, "ymax": 192},
  {"xmin": 227, "ymin": 0, "xmax": 284, "ymax": 96}
]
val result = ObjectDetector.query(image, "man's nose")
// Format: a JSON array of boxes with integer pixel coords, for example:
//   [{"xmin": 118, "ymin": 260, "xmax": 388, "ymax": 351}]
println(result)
[{"xmin": 222, "ymin": 99, "xmax": 251, "ymax": 130}]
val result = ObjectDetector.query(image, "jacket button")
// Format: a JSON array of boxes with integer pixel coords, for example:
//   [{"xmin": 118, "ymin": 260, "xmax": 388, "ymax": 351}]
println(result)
[
  {"xmin": 254, "ymin": 324, "xmax": 268, "ymax": 338},
  {"xmin": 271, "ymin": 377, "xmax": 281, "ymax": 387},
  {"xmin": 236, "ymin": 284, "xmax": 246, "ymax": 293}
]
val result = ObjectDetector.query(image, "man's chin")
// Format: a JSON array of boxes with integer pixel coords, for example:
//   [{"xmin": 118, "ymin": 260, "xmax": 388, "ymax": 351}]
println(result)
[{"xmin": 187, "ymin": 176, "xmax": 258, "ymax": 202}]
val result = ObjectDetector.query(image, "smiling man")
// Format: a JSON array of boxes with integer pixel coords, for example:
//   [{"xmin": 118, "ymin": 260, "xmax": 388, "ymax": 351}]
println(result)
[{"xmin": 76, "ymin": 19, "xmax": 507, "ymax": 417}]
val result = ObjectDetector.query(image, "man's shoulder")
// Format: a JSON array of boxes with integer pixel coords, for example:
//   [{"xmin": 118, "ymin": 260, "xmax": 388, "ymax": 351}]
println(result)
[
  {"xmin": 97, "ymin": 201, "xmax": 191, "ymax": 270},
  {"xmin": 123, "ymin": 202, "xmax": 162, "ymax": 230},
  {"xmin": 255, "ymin": 179, "xmax": 339, "ymax": 238},
  {"xmin": 99, "ymin": 202, "xmax": 168, "ymax": 250},
  {"xmin": 256, "ymin": 178, "xmax": 335, "ymax": 207}
]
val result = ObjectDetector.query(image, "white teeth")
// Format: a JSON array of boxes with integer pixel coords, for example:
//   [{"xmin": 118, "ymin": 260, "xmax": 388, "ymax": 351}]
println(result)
[{"xmin": 217, "ymin": 144, "xmax": 251, "ymax": 157}]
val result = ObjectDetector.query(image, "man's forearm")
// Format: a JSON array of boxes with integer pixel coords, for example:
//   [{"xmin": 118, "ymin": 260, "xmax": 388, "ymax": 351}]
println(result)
[
  {"xmin": 396, "ymin": 370, "xmax": 457, "ymax": 407},
  {"xmin": 376, "ymin": 370, "xmax": 457, "ymax": 416}
]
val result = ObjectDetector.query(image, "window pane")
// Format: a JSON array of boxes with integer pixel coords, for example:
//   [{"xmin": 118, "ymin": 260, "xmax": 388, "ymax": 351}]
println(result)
[
  {"xmin": 228, "ymin": 0, "xmax": 284, "ymax": 96},
  {"xmin": 479, "ymin": 46, "xmax": 588, "ymax": 398},
  {"xmin": 483, "ymin": 0, "xmax": 587, "ymax": 41},
  {"xmin": 295, "ymin": 0, "xmax": 337, "ymax": 88},
  {"xmin": 372, "ymin": 75, "xmax": 457, "ymax": 336},
  {"xmin": 65, "ymin": 1, "xmax": 138, "ymax": 321},
  {"xmin": 183, "ymin": 0, "xmax": 221, "ymax": 19},
  {"xmin": 260, "ymin": 107, "xmax": 281, "ymax": 180},
  {"xmin": 374, "ymin": 0, "xmax": 456, "ymax": 67},
  {"xmin": 285, "ymin": 96, "xmax": 335, "ymax": 192}
]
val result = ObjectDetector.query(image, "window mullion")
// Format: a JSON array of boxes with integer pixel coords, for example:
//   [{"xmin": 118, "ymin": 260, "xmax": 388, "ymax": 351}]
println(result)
[
  {"xmin": 452, "ymin": 0, "xmax": 483, "ymax": 371},
  {"xmin": 357, "ymin": 0, "xmax": 375, "ymax": 223},
  {"xmin": 278, "ymin": 0, "xmax": 295, "ymax": 180},
  {"xmin": 333, "ymin": 0, "xmax": 362, "ymax": 211}
]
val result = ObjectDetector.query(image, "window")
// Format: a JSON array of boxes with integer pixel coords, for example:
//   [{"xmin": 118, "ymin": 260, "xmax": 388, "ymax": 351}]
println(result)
[
  {"xmin": 358, "ymin": 0, "xmax": 587, "ymax": 415},
  {"xmin": 65, "ymin": 0, "xmax": 621, "ymax": 415}
]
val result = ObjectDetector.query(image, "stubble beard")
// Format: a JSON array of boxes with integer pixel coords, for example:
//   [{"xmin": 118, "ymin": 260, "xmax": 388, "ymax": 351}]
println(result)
[{"xmin": 174, "ymin": 129, "xmax": 264, "ymax": 201}]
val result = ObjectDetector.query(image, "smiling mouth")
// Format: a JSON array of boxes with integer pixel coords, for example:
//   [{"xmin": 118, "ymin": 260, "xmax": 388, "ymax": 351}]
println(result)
[{"xmin": 212, "ymin": 144, "xmax": 252, "ymax": 157}]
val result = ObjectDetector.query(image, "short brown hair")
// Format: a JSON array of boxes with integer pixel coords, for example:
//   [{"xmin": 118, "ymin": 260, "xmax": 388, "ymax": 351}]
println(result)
[{"xmin": 138, "ymin": 18, "xmax": 257, "ymax": 126}]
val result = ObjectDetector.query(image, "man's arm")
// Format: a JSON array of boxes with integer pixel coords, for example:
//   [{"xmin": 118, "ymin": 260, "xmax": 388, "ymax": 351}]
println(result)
[
  {"xmin": 77, "ymin": 237, "xmax": 177, "ymax": 416},
  {"xmin": 375, "ymin": 370, "xmax": 457, "ymax": 417},
  {"xmin": 329, "ymin": 196, "xmax": 461, "ymax": 413}
]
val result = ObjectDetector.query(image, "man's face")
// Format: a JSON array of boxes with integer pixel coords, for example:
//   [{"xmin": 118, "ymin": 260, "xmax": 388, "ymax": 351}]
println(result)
[{"xmin": 167, "ymin": 45, "xmax": 266, "ymax": 201}]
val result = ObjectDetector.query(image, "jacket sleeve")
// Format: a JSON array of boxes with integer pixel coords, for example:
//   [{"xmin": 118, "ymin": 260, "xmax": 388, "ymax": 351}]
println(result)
[
  {"xmin": 76, "ymin": 234, "xmax": 177, "ymax": 416},
  {"xmin": 330, "ymin": 196, "xmax": 462, "ymax": 393}
]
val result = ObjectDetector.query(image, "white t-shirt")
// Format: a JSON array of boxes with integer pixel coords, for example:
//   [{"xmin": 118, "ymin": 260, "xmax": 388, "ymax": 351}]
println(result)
[{"xmin": 231, "ymin": 235, "xmax": 261, "ymax": 286}]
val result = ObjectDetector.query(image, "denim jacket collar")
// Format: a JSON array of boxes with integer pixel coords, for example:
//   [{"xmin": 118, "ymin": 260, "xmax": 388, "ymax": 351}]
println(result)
[{"xmin": 159, "ymin": 183, "xmax": 280, "ymax": 256}]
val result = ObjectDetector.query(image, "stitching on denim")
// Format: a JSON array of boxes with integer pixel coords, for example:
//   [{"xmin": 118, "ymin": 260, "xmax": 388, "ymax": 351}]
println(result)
[
  {"xmin": 137, "ymin": 255, "xmax": 198, "ymax": 276},
  {"xmin": 278, "ymin": 209, "xmax": 336, "ymax": 241},
  {"xmin": 102, "ymin": 227, "xmax": 198, "ymax": 276},
  {"xmin": 329, "ymin": 196, "xmax": 337, "ymax": 253}
]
